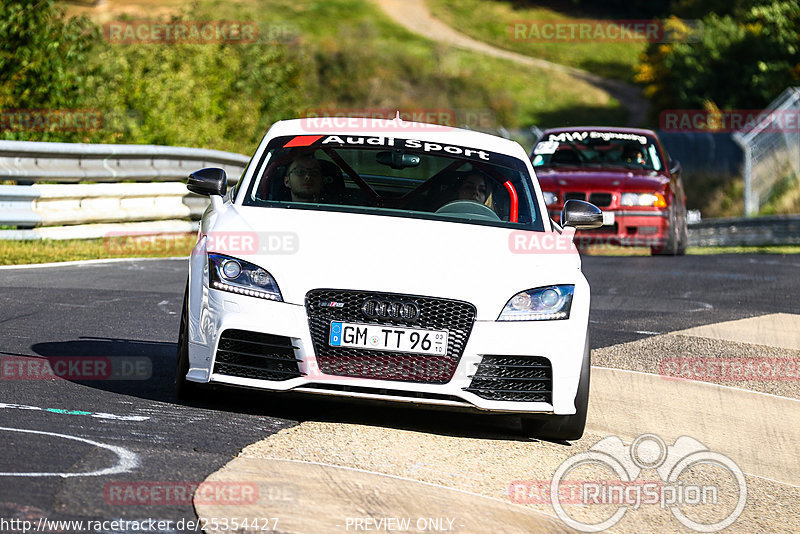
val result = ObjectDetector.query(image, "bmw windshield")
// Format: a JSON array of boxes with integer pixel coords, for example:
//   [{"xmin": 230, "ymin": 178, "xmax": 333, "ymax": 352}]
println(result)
[
  {"xmin": 241, "ymin": 135, "xmax": 544, "ymax": 231},
  {"xmin": 531, "ymin": 130, "xmax": 664, "ymax": 171}
]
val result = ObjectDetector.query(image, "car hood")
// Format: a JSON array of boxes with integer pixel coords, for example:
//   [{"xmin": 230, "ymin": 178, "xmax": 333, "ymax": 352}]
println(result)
[
  {"xmin": 534, "ymin": 167, "xmax": 669, "ymax": 191},
  {"xmin": 205, "ymin": 205, "xmax": 583, "ymax": 317}
]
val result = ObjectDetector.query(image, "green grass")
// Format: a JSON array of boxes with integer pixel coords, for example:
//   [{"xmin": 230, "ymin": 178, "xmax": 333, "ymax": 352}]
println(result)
[
  {"xmin": 427, "ymin": 0, "xmax": 645, "ymax": 83},
  {"xmin": 0, "ymin": 234, "xmax": 196, "ymax": 265},
  {"xmin": 2, "ymin": 236, "xmax": 798, "ymax": 266},
  {"xmin": 687, "ymin": 245, "xmax": 800, "ymax": 255}
]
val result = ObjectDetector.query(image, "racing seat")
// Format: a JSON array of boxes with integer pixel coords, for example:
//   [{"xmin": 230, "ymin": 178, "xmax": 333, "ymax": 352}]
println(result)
[
  {"xmin": 267, "ymin": 167, "xmax": 291, "ymax": 201},
  {"xmin": 319, "ymin": 159, "xmax": 345, "ymax": 204}
]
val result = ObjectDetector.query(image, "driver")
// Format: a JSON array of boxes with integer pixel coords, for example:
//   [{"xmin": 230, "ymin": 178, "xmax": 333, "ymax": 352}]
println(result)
[
  {"xmin": 621, "ymin": 144, "xmax": 646, "ymax": 166},
  {"xmin": 284, "ymin": 154, "xmax": 324, "ymax": 202}
]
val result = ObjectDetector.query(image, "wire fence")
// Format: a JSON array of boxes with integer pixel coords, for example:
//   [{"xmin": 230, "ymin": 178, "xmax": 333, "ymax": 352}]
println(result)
[{"xmin": 734, "ymin": 87, "xmax": 800, "ymax": 216}]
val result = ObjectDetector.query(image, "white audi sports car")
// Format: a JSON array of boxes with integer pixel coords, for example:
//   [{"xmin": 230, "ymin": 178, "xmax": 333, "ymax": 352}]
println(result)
[{"xmin": 176, "ymin": 118, "xmax": 602, "ymax": 440}]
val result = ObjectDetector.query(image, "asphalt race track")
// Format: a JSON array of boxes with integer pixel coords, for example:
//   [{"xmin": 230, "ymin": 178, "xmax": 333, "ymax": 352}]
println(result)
[{"xmin": 0, "ymin": 254, "xmax": 798, "ymax": 532}]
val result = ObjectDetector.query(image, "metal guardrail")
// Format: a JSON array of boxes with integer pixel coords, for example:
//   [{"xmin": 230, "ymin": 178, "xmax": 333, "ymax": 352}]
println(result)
[
  {"xmin": 0, "ymin": 140, "xmax": 249, "ymax": 183},
  {"xmin": 0, "ymin": 140, "xmax": 249, "ymax": 239},
  {"xmin": 688, "ymin": 215, "xmax": 800, "ymax": 247}
]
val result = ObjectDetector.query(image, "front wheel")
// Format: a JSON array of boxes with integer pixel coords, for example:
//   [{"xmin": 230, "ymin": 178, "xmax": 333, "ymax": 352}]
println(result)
[
  {"xmin": 175, "ymin": 280, "xmax": 203, "ymax": 401},
  {"xmin": 675, "ymin": 209, "xmax": 688, "ymax": 256},
  {"xmin": 521, "ymin": 335, "xmax": 590, "ymax": 441},
  {"xmin": 651, "ymin": 206, "xmax": 680, "ymax": 256}
]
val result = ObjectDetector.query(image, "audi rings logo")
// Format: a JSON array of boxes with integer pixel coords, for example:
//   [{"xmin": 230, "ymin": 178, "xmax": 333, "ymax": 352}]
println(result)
[{"xmin": 361, "ymin": 299, "xmax": 420, "ymax": 323}]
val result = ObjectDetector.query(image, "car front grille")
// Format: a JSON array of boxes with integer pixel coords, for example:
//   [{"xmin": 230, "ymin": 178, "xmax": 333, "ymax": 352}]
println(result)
[
  {"xmin": 564, "ymin": 192, "xmax": 613, "ymax": 208},
  {"xmin": 564, "ymin": 192, "xmax": 586, "ymax": 202},
  {"xmin": 464, "ymin": 355, "xmax": 552, "ymax": 403},
  {"xmin": 213, "ymin": 329, "xmax": 302, "ymax": 381},
  {"xmin": 588, "ymin": 192, "xmax": 613, "ymax": 207},
  {"xmin": 305, "ymin": 289, "xmax": 476, "ymax": 383}
]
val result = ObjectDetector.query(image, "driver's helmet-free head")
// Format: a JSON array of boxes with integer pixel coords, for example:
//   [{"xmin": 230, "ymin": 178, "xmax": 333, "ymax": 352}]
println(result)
[
  {"xmin": 448, "ymin": 168, "xmax": 494, "ymax": 207},
  {"xmin": 621, "ymin": 143, "xmax": 646, "ymax": 164}
]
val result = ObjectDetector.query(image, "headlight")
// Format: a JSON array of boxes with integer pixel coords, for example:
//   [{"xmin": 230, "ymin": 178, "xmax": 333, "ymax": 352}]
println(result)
[
  {"xmin": 208, "ymin": 253, "xmax": 282, "ymax": 301},
  {"xmin": 542, "ymin": 191, "xmax": 558, "ymax": 205},
  {"xmin": 620, "ymin": 192, "xmax": 667, "ymax": 208},
  {"xmin": 498, "ymin": 285, "xmax": 574, "ymax": 321}
]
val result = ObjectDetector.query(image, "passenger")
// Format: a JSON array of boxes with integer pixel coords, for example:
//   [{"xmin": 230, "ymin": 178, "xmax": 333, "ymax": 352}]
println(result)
[
  {"xmin": 455, "ymin": 170, "xmax": 492, "ymax": 204},
  {"xmin": 284, "ymin": 154, "xmax": 324, "ymax": 202}
]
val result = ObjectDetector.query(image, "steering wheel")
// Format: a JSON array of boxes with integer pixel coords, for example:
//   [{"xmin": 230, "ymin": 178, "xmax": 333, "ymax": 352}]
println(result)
[{"xmin": 435, "ymin": 200, "xmax": 501, "ymax": 221}]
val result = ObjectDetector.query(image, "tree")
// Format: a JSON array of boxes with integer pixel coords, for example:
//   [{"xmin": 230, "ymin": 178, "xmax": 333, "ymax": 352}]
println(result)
[
  {"xmin": 0, "ymin": 0, "xmax": 97, "ymax": 110},
  {"xmin": 635, "ymin": 1, "xmax": 800, "ymax": 119}
]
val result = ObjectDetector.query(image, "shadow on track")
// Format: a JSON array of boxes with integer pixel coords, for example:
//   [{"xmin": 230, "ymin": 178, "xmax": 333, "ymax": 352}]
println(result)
[{"xmin": 29, "ymin": 337, "xmax": 551, "ymax": 444}]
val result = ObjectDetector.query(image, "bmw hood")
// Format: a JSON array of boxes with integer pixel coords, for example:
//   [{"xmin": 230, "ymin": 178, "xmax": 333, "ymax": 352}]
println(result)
[
  {"xmin": 204, "ymin": 205, "xmax": 583, "ymax": 318},
  {"xmin": 534, "ymin": 168, "xmax": 669, "ymax": 191}
]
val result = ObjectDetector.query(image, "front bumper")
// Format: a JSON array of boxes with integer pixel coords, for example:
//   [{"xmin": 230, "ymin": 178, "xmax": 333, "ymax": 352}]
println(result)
[{"xmin": 185, "ymin": 284, "xmax": 590, "ymax": 416}]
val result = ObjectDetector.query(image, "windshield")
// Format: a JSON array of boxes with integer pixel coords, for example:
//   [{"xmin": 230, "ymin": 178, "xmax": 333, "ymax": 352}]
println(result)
[
  {"xmin": 531, "ymin": 131, "xmax": 663, "ymax": 171},
  {"xmin": 242, "ymin": 135, "xmax": 543, "ymax": 230}
]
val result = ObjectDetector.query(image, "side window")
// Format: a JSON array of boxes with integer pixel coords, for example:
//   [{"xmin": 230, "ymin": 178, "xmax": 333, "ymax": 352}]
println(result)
[{"xmin": 648, "ymin": 145, "xmax": 662, "ymax": 171}]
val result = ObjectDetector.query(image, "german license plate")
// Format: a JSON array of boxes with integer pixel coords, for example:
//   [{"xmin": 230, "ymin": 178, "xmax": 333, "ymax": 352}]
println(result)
[
  {"xmin": 602, "ymin": 211, "xmax": 615, "ymax": 226},
  {"xmin": 328, "ymin": 322, "xmax": 448, "ymax": 355}
]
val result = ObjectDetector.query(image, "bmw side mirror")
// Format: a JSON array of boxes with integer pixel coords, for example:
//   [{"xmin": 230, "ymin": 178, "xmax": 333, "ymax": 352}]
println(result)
[
  {"xmin": 188, "ymin": 168, "xmax": 227, "ymax": 197},
  {"xmin": 561, "ymin": 199, "xmax": 603, "ymax": 230},
  {"xmin": 669, "ymin": 158, "xmax": 681, "ymax": 177}
]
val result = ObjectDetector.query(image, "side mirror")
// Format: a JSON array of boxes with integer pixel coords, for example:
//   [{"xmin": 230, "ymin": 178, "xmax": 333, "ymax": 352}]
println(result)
[
  {"xmin": 669, "ymin": 159, "xmax": 681, "ymax": 177},
  {"xmin": 188, "ymin": 168, "xmax": 227, "ymax": 197},
  {"xmin": 561, "ymin": 199, "xmax": 603, "ymax": 229}
]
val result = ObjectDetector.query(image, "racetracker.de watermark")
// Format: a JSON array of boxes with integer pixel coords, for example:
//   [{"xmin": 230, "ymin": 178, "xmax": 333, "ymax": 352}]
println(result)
[
  {"xmin": 203, "ymin": 231, "xmax": 299, "ymax": 256},
  {"xmin": 660, "ymin": 109, "xmax": 800, "ymax": 133},
  {"xmin": 103, "ymin": 20, "xmax": 259, "ymax": 44},
  {"xmin": 509, "ymin": 479, "xmax": 665, "ymax": 505},
  {"xmin": 299, "ymin": 108, "xmax": 497, "ymax": 132},
  {"xmin": 104, "ymin": 481, "xmax": 262, "ymax": 506},
  {"xmin": 0, "ymin": 356, "xmax": 151, "ymax": 381},
  {"xmin": 0, "ymin": 109, "xmax": 103, "ymax": 132},
  {"xmin": 660, "ymin": 357, "xmax": 800, "ymax": 382},
  {"xmin": 103, "ymin": 232, "xmax": 196, "ymax": 256},
  {"xmin": 508, "ymin": 232, "xmax": 665, "ymax": 254},
  {"xmin": 508, "ymin": 19, "xmax": 701, "ymax": 42},
  {"xmin": 102, "ymin": 231, "xmax": 300, "ymax": 256}
]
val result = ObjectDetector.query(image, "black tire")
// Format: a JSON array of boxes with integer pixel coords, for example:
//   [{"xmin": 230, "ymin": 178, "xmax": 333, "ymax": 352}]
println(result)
[
  {"xmin": 651, "ymin": 206, "xmax": 679, "ymax": 256},
  {"xmin": 676, "ymin": 209, "xmax": 688, "ymax": 256},
  {"xmin": 175, "ymin": 280, "xmax": 203, "ymax": 401},
  {"xmin": 521, "ymin": 334, "xmax": 590, "ymax": 441}
]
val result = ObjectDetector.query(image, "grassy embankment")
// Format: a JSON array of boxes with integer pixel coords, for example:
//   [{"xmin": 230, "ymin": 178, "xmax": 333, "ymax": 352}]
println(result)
[{"xmin": 426, "ymin": 0, "xmax": 644, "ymax": 83}]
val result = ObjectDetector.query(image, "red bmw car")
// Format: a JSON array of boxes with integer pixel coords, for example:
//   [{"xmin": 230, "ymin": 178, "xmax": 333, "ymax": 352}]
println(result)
[{"xmin": 530, "ymin": 127, "xmax": 688, "ymax": 255}]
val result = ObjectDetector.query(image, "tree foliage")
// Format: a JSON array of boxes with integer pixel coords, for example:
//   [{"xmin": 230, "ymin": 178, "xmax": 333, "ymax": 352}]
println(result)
[
  {"xmin": 636, "ymin": 1, "xmax": 800, "ymax": 117},
  {"xmin": 86, "ymin": 32, "xmax": 303, "ymax": 152},
  {"xmin": 0, "ymin": 0, "xmax": 97, "ymax": 109}
]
